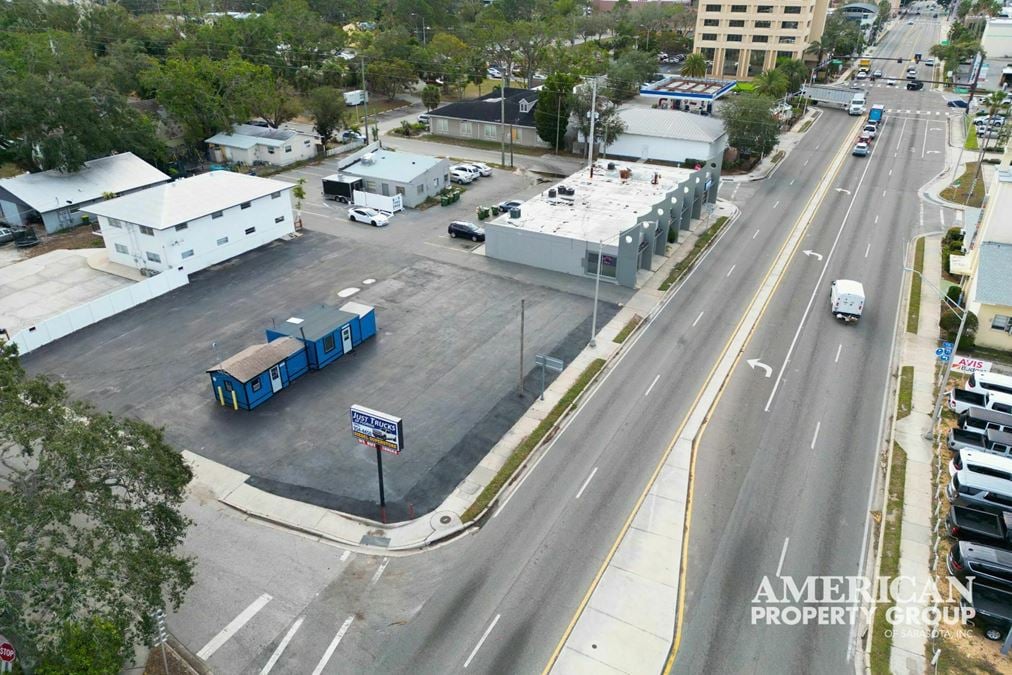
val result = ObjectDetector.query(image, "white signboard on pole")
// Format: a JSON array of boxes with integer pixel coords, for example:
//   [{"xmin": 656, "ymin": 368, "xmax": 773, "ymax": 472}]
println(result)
[{"xmin": 951, "ymin": 355, "xmax": 992, "ymax": 375}]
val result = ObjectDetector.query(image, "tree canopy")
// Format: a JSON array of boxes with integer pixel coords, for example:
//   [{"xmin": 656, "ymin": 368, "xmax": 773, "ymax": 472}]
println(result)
[
  {"xmin": 721, "ymin": 93, "xmax": 781, "ymax": 156},
  {"xmin": 0, "ymin": 342, "xmax": 194, "ymax": 671}
]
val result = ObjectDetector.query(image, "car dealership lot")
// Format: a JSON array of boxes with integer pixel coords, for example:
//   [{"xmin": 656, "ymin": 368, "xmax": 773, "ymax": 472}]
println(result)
[{"xmin": 24, "ymin": 222, "xmax": 624, "ymax": 522}]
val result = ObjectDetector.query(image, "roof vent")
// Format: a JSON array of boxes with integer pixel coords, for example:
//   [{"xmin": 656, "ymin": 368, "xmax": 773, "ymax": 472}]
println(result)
[
  {"xmin": 547, "ymin": 188, "xmax": 557, "ymax": 199},
  {"xmin": 361, "ymin": 152, "xmax": 375, "ymax": 164},
  {"xmin": 607, "ymin": 162, "xmax": 616, "ymax": 171}
]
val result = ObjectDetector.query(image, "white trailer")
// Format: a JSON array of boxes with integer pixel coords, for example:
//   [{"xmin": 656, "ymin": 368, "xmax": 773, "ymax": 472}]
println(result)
[
  {"xmin": 830, "ymin": 279, "xmax": 865, "ymax": 323},
  {"xmin": 343, "ymin": 89, "xmax": 369, "ymax": 106},
  {"xmin": 802, "ymin": 85, "xmax": 864, "ymax": 113}
]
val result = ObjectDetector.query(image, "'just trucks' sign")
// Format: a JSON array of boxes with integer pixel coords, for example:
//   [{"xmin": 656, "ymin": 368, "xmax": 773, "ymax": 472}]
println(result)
[{"xmin": 350, "ymin": 405, "xmax": 404, "ymax": 454}]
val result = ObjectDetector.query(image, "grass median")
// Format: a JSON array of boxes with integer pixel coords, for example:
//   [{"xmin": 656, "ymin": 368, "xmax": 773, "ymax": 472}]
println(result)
[
  {"xmin": 659, "ymin": 216, "xmax": 729, "ymax": 292},
  {"xmin": 613, "ymin": 315, "xmax": 643, "ymax": 344},
  {"xmin": 907, "ymin": 237, "xmax": 924, "ymax": 333},
  {"xmin": 461, "ymin": 358, "xmax": 607, "ymax": 523},
  {"xmin": 869, "ymin": 442, "xmax": 908, "ymax": 675},
  {"xmin": 898, "ymin": 366, "xmax": 914, "ymax": 419},
  {"xmin": 939, "ymin": 162, "xmax": 985, "ymax": 207}
]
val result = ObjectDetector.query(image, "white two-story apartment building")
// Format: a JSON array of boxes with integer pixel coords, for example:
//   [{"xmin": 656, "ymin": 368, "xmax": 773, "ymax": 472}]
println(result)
[{"xmin": 85, "ymin": 171, "xmax": 294, "ymax": 275}]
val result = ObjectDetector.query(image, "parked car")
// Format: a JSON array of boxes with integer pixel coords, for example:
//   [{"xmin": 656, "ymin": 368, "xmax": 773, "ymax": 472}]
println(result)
[
  {"xmin": 961, "ymin": 583, "xmax": 1012, "ymax": 641},
  {"xmin": 949, "ymin": 540, "xmax": 1012, "ymax": 591},
  {"xmin": 498, "ymin": 199, "xmax": 523, "ymax": 212},
  {"xmin": 451, "ymin": 164, "xmax": 481, "ymax": 179},
  {"xmin": 347, "ymin": 207, "xmax": 389, "ymax": 227},
  {"xmin": 948, "ymin": 99, "xmax": 970, "ymax": 108},
  {"xmin": 487, "ymin": 67, "xmax": 503, "ymax": 79},
  {"xmin": 906, "ymin": 80, "xmax": 924, "ymax": 90},
  {"xmin": 417, "ymin": 114, "xmax": 430, "ymax": 127},
  {"xmin": 852, "ymin": 142, "xmax": 870, "ymax": 157},
  {"xmin": 448, "ymin": 221, "xmax": 485, "ymax": 241},
  {"xmin": 862, "ymin": 124, "xmax": 877, "ymax": 138},
  {"xmin": 0, "ymin": 227, "xmax": 13, "ymax": 245},
  {"xmin": 12, "ymin": 226, "xmax": 40, "ymax": 248},
  {"xmin": 465, "ymin": 162, "xmax": 493, "ymax": 177},
  {"xmin": 340, "ymin": 129, "xmax": 365, "ymax": 143},
  {"xmin": 450, "ymin": 168, "xmax": 475, "ymax": 184}
]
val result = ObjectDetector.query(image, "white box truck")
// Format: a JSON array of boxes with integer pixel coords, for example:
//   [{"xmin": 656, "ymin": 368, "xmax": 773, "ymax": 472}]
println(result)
[
  {"xmin": 343, "ymin": 89, "xmax": 369, "ymax": 106},
  {"xmin": 830, "ymin": 279, "xmax": 865, "ymax": 322}
]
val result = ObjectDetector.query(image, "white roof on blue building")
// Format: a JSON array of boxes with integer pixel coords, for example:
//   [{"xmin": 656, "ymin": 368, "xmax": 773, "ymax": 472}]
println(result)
[
  {"xmin": 617, "ymin": 107, "xmax": 727, "ymax": 144},
  {"xmin": 976, "ymin": 242, "xmax": 1012, "ymax": 307},
  {"xmin": 0, "ymin": 152, "xmax": 170, "ymax": 214},
  {"xmin": 341, "ymin": 150, "xmax": 446, "ymax": 183},
  {"xmin": 83, "ymin": 171, "xmax": 291, "ymax": 230}
]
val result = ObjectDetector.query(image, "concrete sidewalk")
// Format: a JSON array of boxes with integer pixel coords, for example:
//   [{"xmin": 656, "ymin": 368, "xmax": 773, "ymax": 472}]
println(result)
[
  {"xmin": 721, "ymin": 107, "xmax": 822, "ymax": 184},
  {"xmin": 888, "ymin": 234, "xmax": 944, "ymax": 675},
  {"xmin": 187, "ymin": 200, "xmax": 741, "ymax": 554}
]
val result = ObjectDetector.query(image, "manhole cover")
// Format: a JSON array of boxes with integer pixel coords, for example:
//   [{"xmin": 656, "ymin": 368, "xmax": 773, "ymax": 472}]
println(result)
[
  {"xmin": 440, "ymin": 515, "xmax": 452, "ymax": 525},
  {"xmin": 337, "ymin": 287, "xmax": 360, "ymax": 298},
  {"xmin": 363, "ymin": 278, "xmax": 376, "ymax": 285}
]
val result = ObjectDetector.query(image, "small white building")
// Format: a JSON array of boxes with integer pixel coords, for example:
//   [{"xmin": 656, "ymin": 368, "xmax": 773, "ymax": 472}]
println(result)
[
  {"xmin": 206, "ymin": 124, "xmax": 320, "ymax": 167},
  {"xmin": 983, "ymin": 18, "xmax": 1012, "ymax": 58},
  {"xmin": 0, "ymin": 153, "xmax": 171, "ymax": 234},
  {"xmin": 607, "ymin": 107, "xmax": 728, "ymax": 173},
  {"xmin": 85, "ymin": 171, "xmax": 294, "ymax": 275}
]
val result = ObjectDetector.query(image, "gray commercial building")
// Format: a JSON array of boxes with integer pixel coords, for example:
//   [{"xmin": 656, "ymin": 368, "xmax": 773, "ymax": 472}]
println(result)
[
  {"xmin": 335, "ymin": 144, "xmax": 450, "ymax": 208},
  {"xmin": 485, "ymin": 162, "xmax": 716, "ymax": 288},
  {"xmin": 0, "ymin": 153, "xmax": 171, "ymax": 234}
]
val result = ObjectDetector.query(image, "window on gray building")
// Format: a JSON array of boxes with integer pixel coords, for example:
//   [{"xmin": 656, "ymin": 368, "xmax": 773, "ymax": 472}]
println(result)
[
  {"xmin": 139, "ymin": 225, "xmax": 154, "ymax": 236},
  {"xmin": 460, "ymin": 121, "xmax": 473, "ymax": 137},
  {"xmin": 586, "ymin": 251, "xmax": 617, "ymax": 278},
  {"xmin": 240, "ymin": 202, "xmax": 251, "ymax": 209},
  {"xmin": 175, "ymin": 223, "xmax": 188, "ymax": 231},
  {"xmin": 271, "ymin": 191, "xmax": 281, "ymax": 199},
  {"xmin": 484, "ymin": 124, "xmax": 497, "ymax": 139},
  {"xmin": 323, "ymin": 334, "xmax": 336, "ymax": 352},
  {"xmin": 114, "ymin": 243, "xmax": 129, "ymax": 255},
  {"xmin": 212, "ymin": 210, "xmax": 223, "ymax": 219},
  {"xmin": 275, "ymin": 215, "xmax": 285, "ymax": 223},
  {"xmin": 435, "ymin": 118, "xmax": 448, "ymax": 133},
  {"xmin": 145, "ymin": 251, "xmax": 161, "ymax": 263}
]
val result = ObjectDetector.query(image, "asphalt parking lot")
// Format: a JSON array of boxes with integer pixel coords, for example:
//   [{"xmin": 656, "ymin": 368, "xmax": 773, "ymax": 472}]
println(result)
[{"xmin": 24, "ymin": 220, "xmax": 626, "ymax": 521}]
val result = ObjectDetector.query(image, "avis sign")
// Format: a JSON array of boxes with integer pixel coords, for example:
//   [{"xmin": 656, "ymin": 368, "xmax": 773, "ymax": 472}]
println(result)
[
  {"xmin": 350, "ymin": 405, "xmax": 404, "ymax": 455},
  {"xmin": 951, "ymin": 355, "xmax": 993, "ymax": 375}
]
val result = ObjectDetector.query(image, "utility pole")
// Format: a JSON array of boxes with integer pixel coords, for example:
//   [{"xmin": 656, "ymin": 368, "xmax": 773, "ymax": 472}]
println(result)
[
  {"xmin": 519, "ymin": 299, "xmax": 525, "ymax": 395},
  {"xmin": 361, "ymin": 57, "xmax": 370, "ymax": 144},
  {"xmin": 587, "ymin": 77, "xmax": 598, "ymax": 168},
  {"xmin": 500, "ymin": 73, "xmax": 507, "ymax": 166},
  {"xmin": 590, "ymin": 239, "xmax": 603, "ymax": 348}
]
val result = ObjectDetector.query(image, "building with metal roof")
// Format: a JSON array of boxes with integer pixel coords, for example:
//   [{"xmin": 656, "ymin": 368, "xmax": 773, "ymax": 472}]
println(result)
[
  {"xmin": 335, "ymin": 145, "xmax": 450, "ymax": 208},
  {"xmin": 971, "ymin": 242, "xmax": 1012, "ymax": 351},
  {"xmin": 0, "ymin": 152, "xmax": 171, "ymax": 234},
  {"xmin": 85, "ymin": 171, "xmax": 294, "ymax": 274},
  {"xmin": 485, "ymin": 161, "xmax": 715, "ymax": 288},
  {"xmin": 606, "ymin": 107, "xmax": 728, "ymax": 172},
  {"xmin": 206, "ymin": 123, "xmax": 320, "ymax": 167}
]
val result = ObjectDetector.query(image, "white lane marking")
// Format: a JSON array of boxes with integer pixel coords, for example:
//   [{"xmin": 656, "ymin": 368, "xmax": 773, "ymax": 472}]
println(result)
[
  {"xmin": 197, "ymin": 593, "xmax": 273, "ymax": 660},
  {"xmin": 790, "ymin": 179, "xmax": 796, "ymax": 186},
  {"xmin": 922, "ymin": 117, "xmax": 929, "ymax": 158},
  {"xmin": 692, "ymin": 311, "xmax": 704, "ymax": 327},
  {"xmin": 311, "ymin": 616, "xmax": 355, "ymax": 675},
  {"xmin": 753, "ymin": 229, "xmax": 760, "ymax": 239},
  {"xmin": 875, "ymin": 215, "xmax": 879, "ymax": 224},
  {"xmin": 940, "ymin": 208, "xmax": 945, "ymax": 228},
  {"xmin": 811, "ymin": 421, "xmax": 821, "ymax": 449},
  {"xmin": 764, "ymin": 132, "xmax": 879, "ymax": 412},
  {"xmin": 464, "ymin": 614, "xmax": 501, "ymax": 668},
  {"xmin": 835, "ymin": 343, "xmax": 843, "ymax": 363},
  {"xmin": 259, "ymin": 617, "xmax": 304, "ymax": 675},
  {"xmin": 773, "ymin": 200, "xmax": 780, "ymax": 209},
  {"xmin": 776, "ymin": 538, "xmax": 790, "ymax": 577},
  {"xmin": 645, "ymin": 374, "xmax": 661, "ymax": 397},
  {"xmin": 726, "ymin": 264, "xmax": 736, "ymax": 277},
  {"xmin": 340, "ymin": 550, "xmax": 351, "ymax": 562},
  {"xmin": 803, "ymin": 159, "xmax": 809, "ymax": 166},
  {"xmin": 815, "ymin": 145, "xmax": 820, "ymax": 150},
  {"xmin": 368, "ymin": 558, "xmax": 389, "ymax": 587},
  {"xmin": 865, "ymin": 242, "xmax": 871, "ymax": 258},
  {"xmin": 576, "ymin": 467, "xmax": 599, "ymax": 499},
  {"xmin": 894, "ymin": 116, "xmax": 909, "ymax": 152},
  {"xmin": 882, "ymin": 189, "xmax": 887, "ymax": 197},
  {"xmin": 889, "ymin": 169, "xmax": 893, "ymax": 176},
  {"xmin": 919, "ymin": 200, "xmax": 925, "ymax": 231}
]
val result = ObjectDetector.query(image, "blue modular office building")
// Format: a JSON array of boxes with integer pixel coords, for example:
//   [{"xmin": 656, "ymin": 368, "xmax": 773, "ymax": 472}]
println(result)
[
  {"xmin": 207, "ymin": 336, "xmax": 309, "ymax": 410},
  {"xmin": 265, "ymin": 301, "xmax": 377, "ymax": 369}
]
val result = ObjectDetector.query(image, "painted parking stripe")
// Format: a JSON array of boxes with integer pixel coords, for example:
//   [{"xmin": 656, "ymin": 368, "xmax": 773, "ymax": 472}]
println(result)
[
  {"xmin": 197, "ymin": 593, "xmax": 273, "ymax": 660},
  {"xmin": 311, "ymin": 616, "xmax": 355, "ymax": 675},
  {"xmin": 259, "ymin": 617, "xmax": 304, "ymax": 675}
]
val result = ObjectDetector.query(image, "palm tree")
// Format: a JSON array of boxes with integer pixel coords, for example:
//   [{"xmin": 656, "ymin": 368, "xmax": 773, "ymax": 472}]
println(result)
[
  {"xmin": 753, "ymin": 69, "xmax": 789, "ymax": 98},
  {"xmin": 981, "ymin": 91, "xmax": 1007, "ymax": 149},
  {"xmin": 682, "ymin": 52, "xmax": 708, "ymax": 78},
  {"xmin": 775, "ymin": 58, "xmax": 809, "ymax": 93}
]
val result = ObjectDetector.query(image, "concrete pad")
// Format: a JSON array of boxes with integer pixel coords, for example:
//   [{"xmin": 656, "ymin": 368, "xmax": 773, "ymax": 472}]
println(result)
[
  {"xmin": 610, "ymin": 527, "xmax": 680, "ymax": 587},
  {"xmin": 313, "ymin": 509, "xmax": 378, "ymax": 543},
  {"xmin": 668, "ymin": 439, "xmax": 693, "ymax": 471},
  {"xmin": 588, "ymin": 565, "xmax": 677, "ymax": 640},
  {"xmin": 650, "ymin": 464, "xmax": 689, "ymax": 503},
  {"xmin": 898, "ymin": 539, "xmax": 931, "ymax": 568},
  {"xmin": 552, "ymin": 648, "xmax": 624, "ymax": 675},
  {"xmin": 631, "ymin": 492, "xmax": 685, "ymax": 540},
  {"xmin": 564, "ymin": 606, "xmax": 669, "ymax": 675},
  {"xmin": 183, "ymin": 450, "xmax": 249, "ymax": 499},
  {"xmin": 223, "ymin": 483, "xmax": 326, "ymax": 526}
]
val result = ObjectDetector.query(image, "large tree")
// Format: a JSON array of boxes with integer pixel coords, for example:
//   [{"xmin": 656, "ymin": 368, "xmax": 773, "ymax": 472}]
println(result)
[
  {"xmin": 606, "ymin": 50, "xmax": 657, "ymax": 100},
  {"xmin": 0, "ymin": 342, "xmax": 194, "ymax": 671},
  {"xmin": 681, "ymin": 52, "xmax": 708, "ymax": 78},
  {"xmin": 752, "ymin": 68, "xmax": 789, "ymax": 98},
  {"xmin": 570, "ymin": 86, "xmax": 626, "ymax": 158},
  {"xmin": 535, "ymin": 72, "xmax": 578, "ymax": 150},
  {"xmin": 306, "ymin": 86, "xmax": 346, "ymax": 141},
  {"xmin": 722, "ymin": 92, "xmax": 780, "ymax": 156}
]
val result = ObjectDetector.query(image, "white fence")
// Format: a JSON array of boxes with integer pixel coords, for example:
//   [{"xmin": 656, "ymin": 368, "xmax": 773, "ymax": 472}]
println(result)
[
  {"xmin": 11, "ymin": 268, "xmax": 189, "ymax": 355},
  {"xmin": 353, "ymin": 190, "xmax": 403, "ymax": 213}
]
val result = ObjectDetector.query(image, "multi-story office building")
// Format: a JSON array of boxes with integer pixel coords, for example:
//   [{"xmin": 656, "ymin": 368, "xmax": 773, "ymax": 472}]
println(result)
[{"xmin": 692, "ymin": 0, "xmax": 830, "ymax": 79}]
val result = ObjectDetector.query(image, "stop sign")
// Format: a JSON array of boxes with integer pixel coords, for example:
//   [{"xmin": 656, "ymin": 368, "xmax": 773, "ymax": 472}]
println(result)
[{"xmin": 0, "ymin": 642, "xmax": 15, "ymax": 662}]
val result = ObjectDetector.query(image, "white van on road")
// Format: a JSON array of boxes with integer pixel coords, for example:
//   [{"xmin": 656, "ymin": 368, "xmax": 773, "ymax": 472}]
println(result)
[{"xmin": 831, "ymin": 279, "xmax": 865, "ymax": 322}]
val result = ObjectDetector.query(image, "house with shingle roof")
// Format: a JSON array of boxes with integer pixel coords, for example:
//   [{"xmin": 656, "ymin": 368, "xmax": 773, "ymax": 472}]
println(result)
[
  {"xmin": 206, "ymin": 123, "xmax": 320, "ymax": 167},
  {"xmin": 427, "ymin": 87, "xmax": 550, "ymax": 148}
]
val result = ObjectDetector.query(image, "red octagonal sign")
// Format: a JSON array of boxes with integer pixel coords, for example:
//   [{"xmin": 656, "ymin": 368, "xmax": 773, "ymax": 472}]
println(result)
[{"xmin": 0, "ymin": 642, "xmax": 15, "ymax": 662}]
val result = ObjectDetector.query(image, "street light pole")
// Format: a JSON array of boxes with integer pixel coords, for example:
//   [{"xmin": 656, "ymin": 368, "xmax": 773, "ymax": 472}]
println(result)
[{"xmin": 906, "ymin": 266, "xmax": 968, "ymax": 439}]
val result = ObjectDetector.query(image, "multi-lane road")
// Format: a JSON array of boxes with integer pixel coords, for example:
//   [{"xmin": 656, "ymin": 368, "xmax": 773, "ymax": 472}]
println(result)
[{"xmin": 167, "ymin": 10, "xmax": 959, "ymax": 675}]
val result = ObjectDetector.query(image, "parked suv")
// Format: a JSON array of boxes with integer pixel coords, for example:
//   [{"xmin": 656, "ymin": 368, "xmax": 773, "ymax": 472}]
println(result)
[
  {"xmin": 448, "ymin": 221, "xmax": 485, "ymax": 241},
  {"xmin": 962, "ymin": 583, "xmax": 1012, "ymax": 641},
  {"xmin": 949, "ymin": 540, "xmax": 1012, "ymax": 590}
]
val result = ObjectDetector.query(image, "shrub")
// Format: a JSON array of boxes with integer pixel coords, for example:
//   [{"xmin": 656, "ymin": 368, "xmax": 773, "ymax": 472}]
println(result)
[
  {"xmin": 946, "ymin": 285, "xmax": 964, "ymax": 308},
  {"xmin": 940, "ymin": 310, "xmax": 978, "ymax": 350},
  {"xmin": 944, "ymin": 227, "xmax": 964, "ymax": 245}
]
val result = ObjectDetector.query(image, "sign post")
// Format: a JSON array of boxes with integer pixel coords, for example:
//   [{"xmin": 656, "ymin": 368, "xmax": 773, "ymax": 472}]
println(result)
[
  {"xmin": 534, "ymin": 354, "xmax": 565, "ymax": 401},
  {"xmin": 350, "ymin": 405, "xmax": 404, "ymax": 522},
  {"xmin": 0, "ymin": 635, "xmax": 16, "ymax": 673}
]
